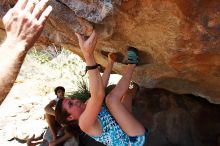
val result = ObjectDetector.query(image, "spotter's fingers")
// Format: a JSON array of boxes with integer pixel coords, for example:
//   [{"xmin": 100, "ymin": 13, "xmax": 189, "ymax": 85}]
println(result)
[{"xmin": 32, "ymin": 0, "xmax": 49, "ymax": 19}]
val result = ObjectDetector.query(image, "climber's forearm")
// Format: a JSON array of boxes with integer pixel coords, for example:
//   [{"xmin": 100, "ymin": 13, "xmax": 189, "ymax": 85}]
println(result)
[
  {"xmin": 0, "ymin": 0, "xmax": 52, "ymax": 105},
  {"xmin": 102, "ymin": 60, "xmax": 114, "ymax": 87},
  {"xmin": 0, "ymin": 39, "xmax": 27, "ymax": 105}
]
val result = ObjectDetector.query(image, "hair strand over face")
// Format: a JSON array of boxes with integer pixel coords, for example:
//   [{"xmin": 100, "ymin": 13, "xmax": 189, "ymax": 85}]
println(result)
[{"xmin": 55, "ymin": 99, "xmax": 72, "ymax": 125}]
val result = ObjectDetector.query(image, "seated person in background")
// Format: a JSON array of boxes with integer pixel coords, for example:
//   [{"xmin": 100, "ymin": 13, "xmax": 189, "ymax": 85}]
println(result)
[
  {"xmin": 44, "ymin": 86, "xmax": 65, "ymax": 140},
  {"xmin": 44, "ymin": 86, "xmax": 77, "ymax": 146},
  {"xmin": 48, "ymin": 124, "xmax": 77, "ymax": 146},
  {"xmin": 27, "ymin": 125, "xmax": 79, "ymax": 146}
]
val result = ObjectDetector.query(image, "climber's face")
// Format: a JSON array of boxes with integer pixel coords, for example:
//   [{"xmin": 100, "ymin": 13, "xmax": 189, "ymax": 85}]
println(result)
[{"xmin": 62, "ymin": 98, "xmax": 85, "ymax": 121}]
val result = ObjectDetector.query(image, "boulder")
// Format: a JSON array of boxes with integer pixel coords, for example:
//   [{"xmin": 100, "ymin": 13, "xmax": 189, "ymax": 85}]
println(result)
[
  {"xmin": 0, "ymin": 0, "xmax": 220, "ymax": 103},
  {"xmin": 134, "ymin": 88, "xmax": 220, "ymax": 146}
]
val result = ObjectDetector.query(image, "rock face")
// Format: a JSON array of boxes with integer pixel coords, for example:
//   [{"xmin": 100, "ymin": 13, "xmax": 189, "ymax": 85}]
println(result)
[
  {"xmin": 0, "ymin": 0, "xmax": 220, "ymax": 103},
  {"xmin": 134, "ymin": 88, "xmax": 220, "ymax": 146}
]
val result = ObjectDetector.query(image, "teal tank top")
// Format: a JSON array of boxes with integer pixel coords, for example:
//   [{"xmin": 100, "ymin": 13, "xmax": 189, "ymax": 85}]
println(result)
[{"xmin": 91, "ymin": 106, "xmax": 129, "ymax": 146}]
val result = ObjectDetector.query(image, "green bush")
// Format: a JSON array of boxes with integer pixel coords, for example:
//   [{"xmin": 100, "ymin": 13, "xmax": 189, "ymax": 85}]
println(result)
[
  {"xmin": 29, "ymin": 48, "xmax": 50, "ymax": 64},
  {"xmin": 67, "ymin": 76, "xmax": 90, "ymax": 102}
]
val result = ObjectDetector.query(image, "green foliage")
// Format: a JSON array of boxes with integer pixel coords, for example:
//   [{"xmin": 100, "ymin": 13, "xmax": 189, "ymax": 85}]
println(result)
[
  {"xmin": 67, "ymin": 76, "xmax": 90, "ymax": 102},
  {"xmin": 22, "ymin": 46, "xmax": 86, "ymax": 96},
  {"xmin": 29, "ymin": 48, "xmax": 50, "ymax": 64}
]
